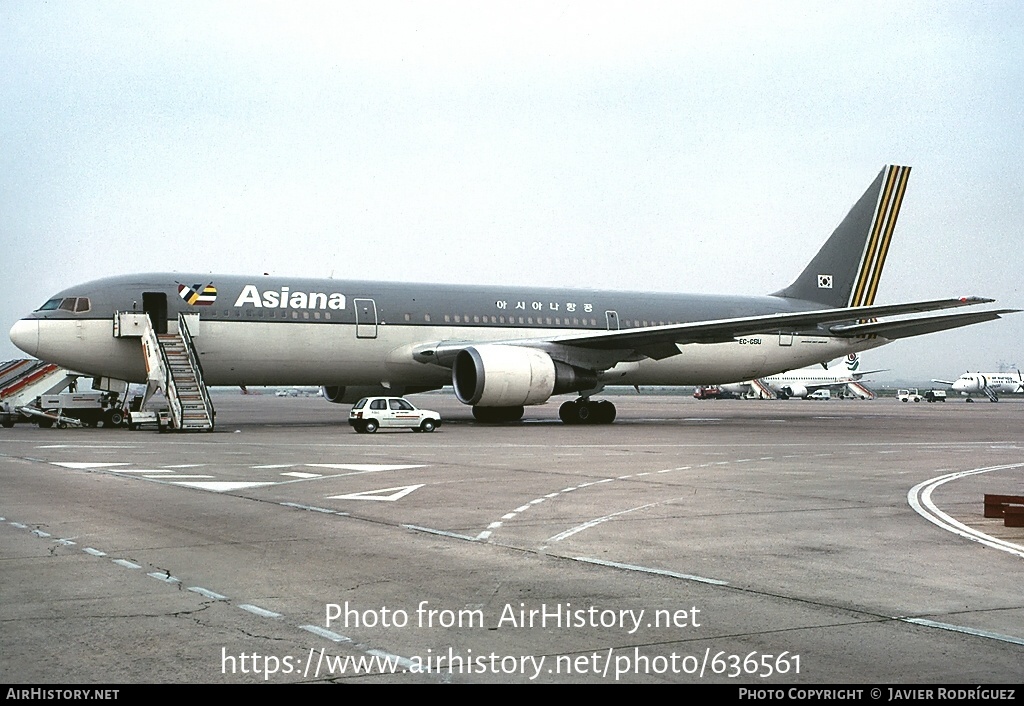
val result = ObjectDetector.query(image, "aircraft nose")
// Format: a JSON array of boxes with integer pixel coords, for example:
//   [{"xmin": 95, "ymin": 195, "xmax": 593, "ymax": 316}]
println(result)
[{"xmin": 9, "ymin": 319, "xmax": 39, "ymax": 357}]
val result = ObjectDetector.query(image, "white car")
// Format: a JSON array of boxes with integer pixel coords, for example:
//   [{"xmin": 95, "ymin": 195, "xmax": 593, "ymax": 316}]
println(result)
[
  {"xmin": 348, "ymin": 397, "xmax": 441, "ymax": 433},
  {"xmin": 897, "ymin": 388, "xmax": 922, "ymax": 402}
]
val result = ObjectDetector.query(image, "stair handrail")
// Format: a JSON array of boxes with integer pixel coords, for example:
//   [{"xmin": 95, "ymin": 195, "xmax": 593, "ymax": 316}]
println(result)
[{"xmin": 177, "ymin": 313, "xmax": 215, "ymax": 428}]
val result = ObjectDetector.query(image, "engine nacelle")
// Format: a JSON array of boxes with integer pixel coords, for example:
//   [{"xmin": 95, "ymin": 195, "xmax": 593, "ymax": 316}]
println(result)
[
  {"xmin": 780, "ymin": 384, "xmax": 808, "ymax": 399},
  {"xmin": 452, "ymin": 345, "xmax": 597, "ymax": 407}
]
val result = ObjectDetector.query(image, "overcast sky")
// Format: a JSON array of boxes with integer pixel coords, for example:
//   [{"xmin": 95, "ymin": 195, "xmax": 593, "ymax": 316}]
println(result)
[{"xmin": 2, "ymin": 1, "xmax": 1021, "ymax": 383}]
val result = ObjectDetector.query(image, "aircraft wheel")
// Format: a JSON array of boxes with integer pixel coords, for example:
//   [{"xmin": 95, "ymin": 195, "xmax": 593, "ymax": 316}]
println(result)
[
  {"xmin": 421, "ymin": 419, "xmax": 436, "ymax": 433},
  {"xmin": 363, "ymin": 419, "xmax": 378, "ymax": 433},
  {"xmin": 596, "ymin": 400, "xmax": 616, "ymax": 424},
  {"xmin": 559, "ymin": 400, "xmax": 579, "ymax": 424}
]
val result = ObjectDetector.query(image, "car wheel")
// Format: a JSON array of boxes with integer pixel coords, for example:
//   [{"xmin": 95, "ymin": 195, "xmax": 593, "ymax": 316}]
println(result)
[
  {"xmin": 363, "ymin": 419, "xmax": 378, "ymax": 433},
  {"xmin": 421, "ymin": 419, "xmax": 436, "ymax": 433}
]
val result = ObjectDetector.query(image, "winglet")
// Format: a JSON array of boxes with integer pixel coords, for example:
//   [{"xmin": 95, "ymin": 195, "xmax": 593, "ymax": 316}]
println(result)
[{"xmin": 773, "ymin": 165, "xmax": 912, "ymax": 308}]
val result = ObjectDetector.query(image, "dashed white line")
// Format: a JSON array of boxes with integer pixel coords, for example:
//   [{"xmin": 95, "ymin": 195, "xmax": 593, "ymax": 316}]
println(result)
[
  {"xmin": 188, "ymin": 587, "xmax": 227, "ymax": 600},
  {"xmin": 239, "ymin": 604, "xmax": 282, "ymax": 619},
  {"xmin": 301, "ymin": 625, "xmax": 351, "ymax": 643}
]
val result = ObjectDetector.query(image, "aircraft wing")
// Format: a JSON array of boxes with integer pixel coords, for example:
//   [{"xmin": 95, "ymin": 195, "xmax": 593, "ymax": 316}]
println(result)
[
  {"xmin": 545, "ymin": 297, "xmax": 1005, "ymax": 358},
  {"xmin": 827, "ymin": 309, "xmax": 1018, "ymax": 340},
  {"xmin": 420, "ymin": 296, "xmax": 1010, "ymax": 367}
]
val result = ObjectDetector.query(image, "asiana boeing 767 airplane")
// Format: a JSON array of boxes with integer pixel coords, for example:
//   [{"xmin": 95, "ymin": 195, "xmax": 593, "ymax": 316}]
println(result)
[{"xmin": 7, "ymin": 165, "xmax": 1018, "ymax": 427}]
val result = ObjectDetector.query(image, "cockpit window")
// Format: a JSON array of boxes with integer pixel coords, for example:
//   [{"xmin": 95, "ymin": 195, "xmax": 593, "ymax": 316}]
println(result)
[{"xmin": 38, "ymin": 297, "xmax": 90, "ymax": 313}]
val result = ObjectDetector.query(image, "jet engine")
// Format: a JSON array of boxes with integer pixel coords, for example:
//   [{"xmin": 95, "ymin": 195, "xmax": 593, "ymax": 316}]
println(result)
[
  {"xmin": 779, "ymin": 384, "xmax": 808, "ymax": 399},
  {"xmin": 452, "ymin": 345, "xmax": 597, "ymax": 407}
]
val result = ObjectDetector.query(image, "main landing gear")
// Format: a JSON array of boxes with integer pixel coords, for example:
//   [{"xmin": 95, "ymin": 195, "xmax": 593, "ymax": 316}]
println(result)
[{"xmin": 559, "ymin": 398, "xmax": 616, "ymax": 425}]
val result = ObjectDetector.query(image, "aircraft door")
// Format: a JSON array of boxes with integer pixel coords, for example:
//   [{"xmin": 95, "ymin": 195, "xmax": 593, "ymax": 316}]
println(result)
[
  {"xmin": 354, "ymin": 298, "xmax": 378, "ymax": 339},
  {"xmin": 605, "ymin": 311, "xmax": 620, "ymax": 330},
  {"xmin": 142, "ymin": 292, "xmax": 168, "ymax": 334},
  {"xmin": 778, "ymin": 333, "xmax": 794, "ymax": 346}
]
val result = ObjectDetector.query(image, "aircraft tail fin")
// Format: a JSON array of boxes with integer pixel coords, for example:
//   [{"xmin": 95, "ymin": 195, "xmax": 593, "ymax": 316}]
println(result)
[{"xmin": 772, "ymin": 165, "xmax": 911, "ymax": 308}]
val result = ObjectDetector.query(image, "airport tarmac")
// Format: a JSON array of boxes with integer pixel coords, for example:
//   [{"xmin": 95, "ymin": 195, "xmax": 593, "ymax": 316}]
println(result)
[{"xmin": 1, "ymin": 393, "xmax": 1022, "ymax": 684}]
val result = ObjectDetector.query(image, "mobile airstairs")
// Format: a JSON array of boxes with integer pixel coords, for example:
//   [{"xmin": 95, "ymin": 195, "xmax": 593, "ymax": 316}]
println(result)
[
  {"xmin": 0, "ymin": 359, "xmax": 83, "ymax": 427},
  {"xmin": 114, "ymin": 312, "xmax": 215, "ymax": 431}
]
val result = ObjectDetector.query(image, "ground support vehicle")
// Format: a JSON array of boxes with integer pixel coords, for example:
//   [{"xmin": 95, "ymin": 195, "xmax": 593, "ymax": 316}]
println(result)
[{"xmin": 349, "ymin": 397, "xmax": 441, "ymax": 433}]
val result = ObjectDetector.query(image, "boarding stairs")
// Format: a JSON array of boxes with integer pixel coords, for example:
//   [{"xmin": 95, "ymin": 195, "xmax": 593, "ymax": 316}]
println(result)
[
  {"xmin": 981, "ymin": 385, "xmax": 999, "ymax": 402},
  {"xmin": 0, "ymin": 359, "xmax": 81, "ymax": 426},
  {"xmin": 115, "ymin": 312, "xmax": 215, "ymax": 431},
  {"xmin": 749, "ymin": 378, "xmax": 777, "ymax": 399},
  {"xmin": 844, "ymin": 381, "xmax": 876, "ymax": 400}
]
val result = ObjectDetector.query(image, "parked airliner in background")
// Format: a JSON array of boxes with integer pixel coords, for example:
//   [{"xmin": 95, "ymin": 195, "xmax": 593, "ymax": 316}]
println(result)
[
  {"xmin": 933, "ymin": 370, "xmax": 1024, "ymax": 402},
  {"xmin": 717, "ymin": 353, "xmax": 883, "ymax": 399},
  {"xmin": 8, "ymin": 165, "xmax": 1018, "ymax": 426}
]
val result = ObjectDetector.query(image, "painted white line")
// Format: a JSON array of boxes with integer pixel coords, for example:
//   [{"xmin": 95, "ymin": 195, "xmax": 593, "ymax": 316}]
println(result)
[
  {"xmin": 328, "ymin": 484, "xmax": 424, "ymax": 502},
  {"xmin": 575, "ymin": 557, "xmax": 728, "ymax": 586},
  {"xmin": 549, "ymin": 500, "xmax": 664, "ymax": 542},
  {"xmin": 31, "ymin": 530, "xmax": 51, "ymax": 538},
  {"xmin": 115, "ymin": 469, "xmax": 174, "ymax": 474},
  {"xmin": 900, "ymin": 618, "xmax": 1024, "ymax": 646},
  {"xmin": 908, "ymin": 462, "xmax": 1024, "ymax": 560},
  {"xmin": 50, "ymin": 462, "xmax": 130, "ymax": 469},
  {"xmin": 281, "ymin": 472, "xmax": 321, "ymax": 479},
  {"xmin": 173, "ymin": 481, "xmax": 276, "ymax": 492},
  {"xmin": 279, "ymin": 502, "xmax": 345, "ymax": 515},
  {"xmin": 148, "ymin": 571, "xmax": 180, "ymax": 584},
  {"xmin": 83, "ymin": 547, "xmax": 106, "ymax": 557},
  {"xmin": 148, "ymin": 474, "xmax": 214, "ymax": 479},
  {"xmin": 239, "ymin": 604, "xmax": 282, "ymax": 619},
  {"xmin": 39, "ymin": 446, "xmax": 135, "ymax": 450},
  {"xmin": 301, "ymin": 625, "xmax": 351, "ymax": 643},
  {"xmin": 366, "ymin": 648, "xmax": 416, "ymax": 671},
  {"xmin": 188, "ymin": 587, "xmax": 227, "ymax": 600},
  {"xmin": 10, "ymin": 522, "xmax": 27, "ymax": 529},
  {"xmin": 306, "ymin": 463, "xmax": 425, "ymax": 472},
  {"xmin": 253, "ymin": 464, "xmax": 296, "ymax": 469},
  {"xmin": 403, "ymin": 524, "xmax": 477, "ymax": 542},
  {"xmin": 112, "ymin": 559, "xmax": 141, "ymax": 569},
  {"xmin": 54, "ymin": 538, "xmax": 76, "ymax": 546}
]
